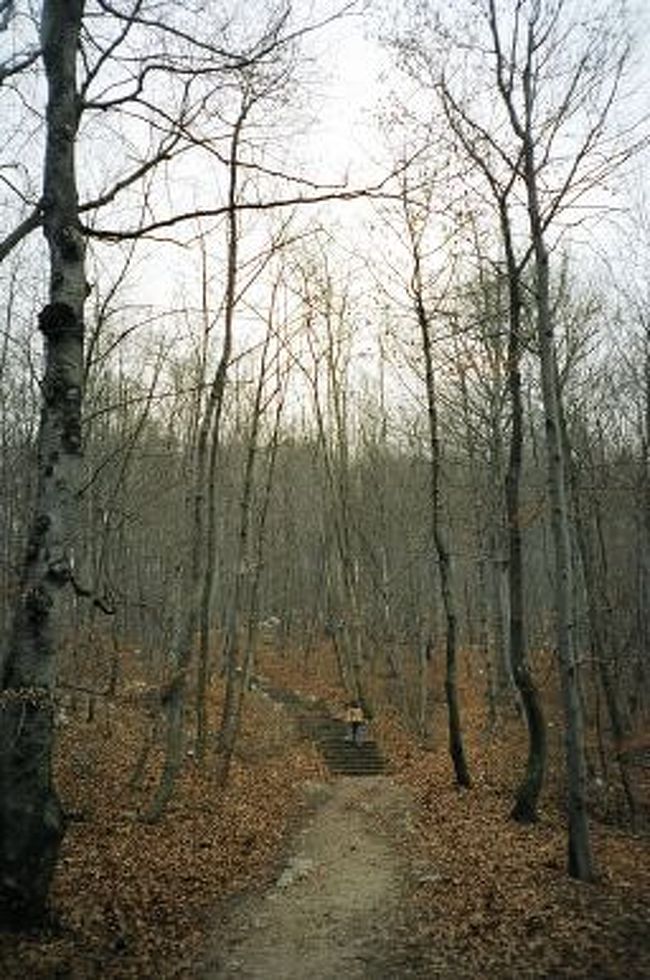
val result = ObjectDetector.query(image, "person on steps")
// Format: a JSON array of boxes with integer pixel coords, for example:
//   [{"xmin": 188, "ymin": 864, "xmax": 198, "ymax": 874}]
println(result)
[{"xmin": 345, "ymin": 700, "xmax": 365, "ymax": 745}]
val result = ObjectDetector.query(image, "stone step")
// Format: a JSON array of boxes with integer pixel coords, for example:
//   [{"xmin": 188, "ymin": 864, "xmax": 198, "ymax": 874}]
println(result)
[
  {"xmin": 252, "ymin": 676, "xmax": 387, "ymax": 777},
  {"xmin": 302, "ymin": 719, "xmax": 387, "ymax": 777}
]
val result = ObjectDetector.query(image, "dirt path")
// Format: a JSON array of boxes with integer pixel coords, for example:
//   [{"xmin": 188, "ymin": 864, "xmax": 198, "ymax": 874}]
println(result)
[{"xmin": 199, "ymin": 776, "xmax": 420, "ymax": 979}]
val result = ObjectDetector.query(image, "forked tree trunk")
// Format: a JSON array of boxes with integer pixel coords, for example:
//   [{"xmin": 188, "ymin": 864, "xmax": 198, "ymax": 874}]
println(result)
[
  {"xmin": 479, "ymin": 0, "xmax": 595, "ymax": 881},
  {"xmin": 195, "ymin": 104, "xmax": 250, "ymax": 763},
  {"xmin": 500, "ymin": 202, "xmax": 546, "ymax": 824},
  {"xmin": 0, "ymin": 0, "xmax": 85, "ymax": 926},
  {"xmin": 216, "ymin": 329, "xmax": 272, "ymax": 786},
  {"xmin": 414, "ymin": 283, "xmax": 471, "ymax": 788},
  {"xmin": 523, "ymin": 140, "xmax": 593, "ymax": 878},
  {"xmin": 570, "ymin": 438, "xmax": 637, "ymax": 828},
  {"xmin": 145, "ymin": 100, "xmax": 246, "ymax": 816}
]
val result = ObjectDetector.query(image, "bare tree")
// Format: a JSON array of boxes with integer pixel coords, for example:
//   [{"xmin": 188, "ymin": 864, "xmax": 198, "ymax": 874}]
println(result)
[
  {"xmin": 0, "ymin": 0, "xmax": 86, "ymax": 926},
  {"xmin": 0, "ymin": 0, "xmax": 359, "ymax": 920},
  {"xmin": 401, "ymin": 182, "xmax": 471, "ymax": 787},
  {"xmin": 293, "ymin": 254, "xmax": 369, "ymax": 705},
  {"xmin": 479, "ymin": 0, "xmax": 635, "ymax": 878},
  {"xmin": 216, "ymin": 299, "xmax": 289, "ymax": 787},
  {"xmin": 389, "ymin": 0, "xmax": 644, "ymax": 871}
]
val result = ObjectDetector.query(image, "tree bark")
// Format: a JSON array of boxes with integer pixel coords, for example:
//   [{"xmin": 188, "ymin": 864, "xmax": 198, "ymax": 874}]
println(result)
[
  {"xmin": 570, "ymin": 433, "xmax": 637, "ymax": 828},
  {"xmin": 500, "ymin": 201, "xmax": 547, "ymax": 824},
  {"xmin": 145, "ymin": 97, "xmax": 246, "ymax": 818},
  {"xmin": 522, "ymin": 134, "xmax": 593, "ymax": 876},
  {"xmin": 0, "ymin": 0, "xmax": 85, "ymax": 926},
  {"xmin": 216, "ymin": 331, "xmax": 270, "ymax": 786},
  {"xmin": 414, "ymin": 280, "xmax": 471, "ymax": 788},
  {"xmin": 480, "ymin": 0, "xmax": 594, "ymax": 879},
  {"xmin": 216, "ymin": 356, "xmax": 286, "ymax": 786}
]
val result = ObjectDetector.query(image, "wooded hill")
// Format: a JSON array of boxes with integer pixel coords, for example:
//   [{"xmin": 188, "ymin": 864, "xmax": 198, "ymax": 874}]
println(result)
[{"xmin": 1, "ymin": 0, "xmax": 649, "ymax": 942}]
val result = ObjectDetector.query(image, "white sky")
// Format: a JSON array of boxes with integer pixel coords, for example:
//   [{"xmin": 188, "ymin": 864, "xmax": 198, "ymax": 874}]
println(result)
[
  {"xmin": 303, "ymin": 18, "xmax": 390, "ymax": 182},
  {"xmin": 3, "ymin": 1, "xmax": 650, "ymax": 357}
]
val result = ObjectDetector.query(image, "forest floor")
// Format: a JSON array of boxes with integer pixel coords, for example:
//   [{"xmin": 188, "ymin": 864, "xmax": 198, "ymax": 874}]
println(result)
[
  {"xmin": 199, "ymin": 660, "xmax": 650, "ymax": 979},
  {"xmin": 1, "ymin": 643, "xmax": 650, "ymax": 977},
  {"xmin": 199, "ymin": 776, "xmax": 417, "ymax": 978}
]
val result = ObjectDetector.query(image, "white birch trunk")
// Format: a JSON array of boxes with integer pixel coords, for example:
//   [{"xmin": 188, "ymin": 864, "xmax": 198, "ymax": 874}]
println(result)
[{"xmin": 0, "ymin": 0, "xmax": 86, "ymax": 925}]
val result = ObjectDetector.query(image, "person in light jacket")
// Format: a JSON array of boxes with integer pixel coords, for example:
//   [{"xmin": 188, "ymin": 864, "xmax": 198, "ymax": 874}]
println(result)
[{"xmin": 345, "ymin": 700, "xmax": 365, "ymax": 745}]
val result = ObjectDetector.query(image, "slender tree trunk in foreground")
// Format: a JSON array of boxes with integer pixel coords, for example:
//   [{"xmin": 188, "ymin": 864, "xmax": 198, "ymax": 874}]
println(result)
[
  {"xmin": 216, "ymin": 334, "xmax": 270, "ymax": 787},
  {"xmin": 145, "ymin": 100, "xmax": 246, "ymax": 818},
  {"xmin": 500, "ymin": 202, "xmax": 546, "ymax": 823},
  {"xmin": 414, "ymin": 277, "xmax": 471, "ymax": 788},
  {"xmin": 0, "ymin": 0, "xmax": 85, "ymax": 926},
  {"xmin": 216, "ymin": 365, "xmax": 285, "ymax": 787},
  {"xmin": 524, "ymin": 153, "xmax": 593, "ymax": 878},
  {"xmin": 484, "ymin": 0, "xmax": 595, "ymax": 882},
  {"xmin": 571, "ymin": 445, "xmax": 637, "ymax": 828}
]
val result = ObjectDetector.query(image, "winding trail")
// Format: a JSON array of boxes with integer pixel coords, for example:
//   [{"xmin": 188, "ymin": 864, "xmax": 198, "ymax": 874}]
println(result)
[
  {"xmin": 200, "ymin": 776, "xmax": 418, "ymax": 979},
  {"xmin": 198, "ymin": 681, "xmax": 426, "ymax": 978}
]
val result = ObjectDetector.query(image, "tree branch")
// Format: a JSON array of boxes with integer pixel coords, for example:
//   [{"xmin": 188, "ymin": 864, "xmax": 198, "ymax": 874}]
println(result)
[
  {"xmin": 0, "ymin": 207, "xmax": 42, "ymax": 263},
  {"xmin": 82, "ymin": 180, "xmax": 402, "ymax": 243},
  {"xmin": 0, "ymin": 48, "xmax": 40, "ymax": 84}
]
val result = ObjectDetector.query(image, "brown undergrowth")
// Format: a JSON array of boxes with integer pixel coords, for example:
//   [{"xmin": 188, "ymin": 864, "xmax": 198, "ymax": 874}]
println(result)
[
  {"xmin": 1, "ymin": 640, "xmax": 649, "ymax": 977},
  {"xmin": 376, "ymin": 713, "xmax": 647, "ymax": 974},
  {"xmin": 259, "ymin": 643, "xmax": 650, "ymax": 976},
  {"xmin": 371, "ymin": 667, "xmax": 650, "ymax": 978},
  {"xmin": 0, "ymin": 658, "xmax": 327, "ymax": 978},
  {"xmin": 254, "ymin": 643, "xmax": 650, "ymax": 975}
]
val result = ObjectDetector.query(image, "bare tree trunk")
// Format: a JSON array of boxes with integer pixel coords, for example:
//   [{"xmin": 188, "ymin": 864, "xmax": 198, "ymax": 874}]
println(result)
[
  {"xmin": 524, "ymin": 158, "xmax": 593, "ymax": 878},
  {"xmin": 216, "ymin": 357, "xmax": 286, "ymax": 787},
  {"xmin": 439, "ymin": 74, "xmax": 546, "ymax": 801},
  {"xmin": 413, "ymin": 283, "xmax": 471, "ymax": 788},
  {"xmin": 500, "ymin": 202, "xmax": 547, "ymax": 824},
  {"xmin": 634, "ymin": 331, "xmax": 650, "ymax": 716},
  {"xmin": 570, "ymin": 434, "xmax": 637, "ymax": 828},
  {"xmin": 486, "ymin": 384, "xmax": 511, "ymax": 701},
  {"xmin": 144, "ymin": 100, "xmax": 247, "ymax": 820},
  {"xmin": 480, "ymin": 0, "xmax": 598, "ymax": 881},
  {"xmin": 143, "ymin": 565, "xmax": 199, "ymax": 821},
  {"xmin": 216, "ymin": 331, "xmax": 273, "ymax": 786},
  {"xmin": 194, "ymin": 240, "xmax": 215, "ymax": 764},
  {"xmin": 0, "ymin": 0, "xmax": 85, "ymax": 926}
]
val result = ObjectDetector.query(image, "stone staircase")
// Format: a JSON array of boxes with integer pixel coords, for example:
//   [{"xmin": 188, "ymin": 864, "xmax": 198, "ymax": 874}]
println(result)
[
  {"xmin": 253, "ymin": 680, "xmax": 387, "ymax": 777},
  {"xmin": 300, "ymin": 714, "xmax": 387, "ymax": 777}
]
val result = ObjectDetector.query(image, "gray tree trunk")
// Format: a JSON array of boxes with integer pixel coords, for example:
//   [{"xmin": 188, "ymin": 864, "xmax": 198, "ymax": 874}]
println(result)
[
  {"xmin": 0, "ymin": 0, "xmax": 85, "ymax": 926},
  {"xmin": 522, "ymin": 135, "xmax": 594, "ymax": 877},
  {"xmin": 216, "ymin": 353, "xmax": 286, "ymax": 787},
  {"xmin": 500, "ymin": 202, "xmax": 547, "ymax": 824},
  {"xmin": 573, "ymin": 473, "xmax": 637, "ymax": 829},
  {"xmin": 145, "ymin": 100, "xmax": 246, "ymax": 818},
  {"xmin": 216, "ymin": 334, "xmax": 269, "ymax": 786},
  {"xmin": 413, "ymin": 283, "xmax": 471, "ymax": 788}
]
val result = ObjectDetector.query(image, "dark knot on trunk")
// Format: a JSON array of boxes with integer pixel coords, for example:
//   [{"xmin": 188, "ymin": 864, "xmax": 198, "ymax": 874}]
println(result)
[{"xmin": 38, "ymin": 302, "xmax": 81, "ymax": 340}]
